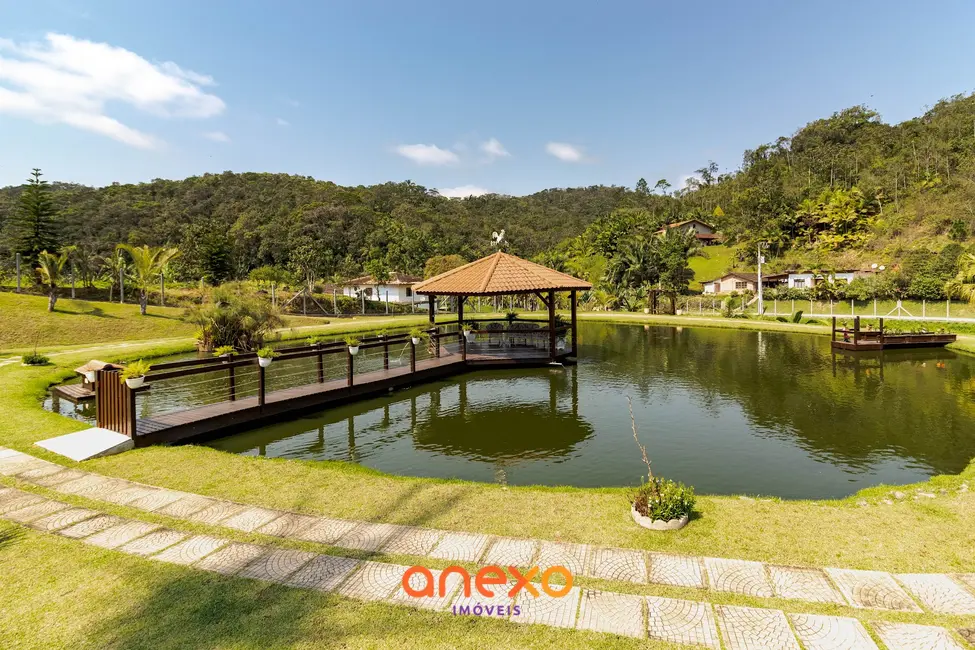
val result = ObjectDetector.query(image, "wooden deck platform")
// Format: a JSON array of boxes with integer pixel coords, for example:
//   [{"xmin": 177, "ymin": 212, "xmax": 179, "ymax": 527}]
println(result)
[
  {"xmin": 132, "ymin": 348, "xmax": 568, "ymax": 447},
  {"xmin": 830, "ymin": 333, "xmax": 956, "ymax": 351},
  {"xmin": 51, "ymin": 383, "xmax": 96, "ymax": 404}
]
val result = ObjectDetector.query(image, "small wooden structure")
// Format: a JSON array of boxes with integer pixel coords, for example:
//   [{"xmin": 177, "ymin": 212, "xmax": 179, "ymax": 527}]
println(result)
[
  {"xmin": 412, "ymin": 250, "xmax": 592, "ymax": 363},
  {"xmin": 51, "ymin": 360, "xmax": 120, "ymax": 404},
  {"xmin": 830, "ymin": 316, "xmax": 956, "ymax": 351}
]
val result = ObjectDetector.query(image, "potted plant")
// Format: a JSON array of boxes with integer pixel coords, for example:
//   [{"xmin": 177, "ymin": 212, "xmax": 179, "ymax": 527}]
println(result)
[
  {"xmin": 213, "ymin": 345, "xmax": 235, "ymax": 358},
  {"xmin": 120, "ymin": 360, "xmax": 151, "ymax": 389},
  {"xmin": 256, "ymin": 347, "xmax": 277, "ymax": 367},
  {"xmin": 408, "ymin": 327, "xmax": 425, "ymax": 346},
  {"xmin": 463, "ymin": 320, "xmax": 477, "ymax": 342},
  {"xmin": 625, "ymin": 396, "xmax": 695, "ymax": 530},
  {"xmin": 376, "ymin": 328, "xmax": 389, "ymax": 339},
  {"xmin": 345, "ymin": 336, "xmax": 362, "ymax": 355},
  {"xmin": 309, "ymin": 335, "xmax": 329, "ymax": 347},
  {"xmin": 505, "ymin": 310, "xmax": 518, "ymax": 324}
]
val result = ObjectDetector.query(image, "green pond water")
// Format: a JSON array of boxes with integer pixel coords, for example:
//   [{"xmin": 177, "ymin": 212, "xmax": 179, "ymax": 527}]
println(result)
[
  {"xmin": 47, "ymin": 322, "xmax": 975, "ymax": 498},
  {"xmin": 201, "ymin": 323, "xmax": 975, "ymax": 499}
]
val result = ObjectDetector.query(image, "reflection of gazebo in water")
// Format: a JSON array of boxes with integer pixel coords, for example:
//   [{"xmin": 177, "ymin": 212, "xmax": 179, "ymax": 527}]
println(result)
[
  {"xmin": 413, "ymin": 251, "xmax": 592, "ymax": 362},
  {"xmin": 410, "ymin": 369, "xmax": 591, "ymax": 464}
]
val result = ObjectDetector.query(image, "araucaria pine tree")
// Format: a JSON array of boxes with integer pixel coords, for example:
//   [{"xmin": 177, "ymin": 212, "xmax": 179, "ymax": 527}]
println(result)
[{"xmin": 13, "ymin": 169, "xmax": 59, "ymax": 267}]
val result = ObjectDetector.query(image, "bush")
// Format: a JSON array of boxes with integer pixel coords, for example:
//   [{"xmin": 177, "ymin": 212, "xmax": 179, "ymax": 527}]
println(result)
[
  {"xmin": 631, "ymin": 477, "xmax": 696, "ymax": 521},
  {"xmin": 256, "ymin": 346, "xmax": 277, "ymax": 359},
  {"xmin": 22, "ymin": 352, "xmax": 50, "ymax": 366},
  {"xmin": 188, "ymin": 282, "xmax": 284, "ymax": 351},
  {"xmin": 344, "ymin": 335, "xmax": 361, "ymax": 347},
  {"xmin": 213, "ymin": 345, "xmax": 236, "ymax": 357}
]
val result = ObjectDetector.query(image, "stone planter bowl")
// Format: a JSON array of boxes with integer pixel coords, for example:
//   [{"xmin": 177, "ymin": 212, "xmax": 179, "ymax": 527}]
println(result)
[{"xmin": 630, "ymin": 505, "xmax": 689, "ymax": 531}]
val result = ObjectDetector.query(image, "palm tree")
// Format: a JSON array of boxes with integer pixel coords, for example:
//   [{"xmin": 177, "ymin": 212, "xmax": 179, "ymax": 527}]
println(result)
[
  {"xmin": 117, "ymin": 244, "xmax": 180, "ymax": 315},
  {"xmin": 945, "ymin": 253, "xmax": 975, "ymax": 303},
  {"xmin": 36, "ymin": 249, "xmax": 72, "ymax": 312}
]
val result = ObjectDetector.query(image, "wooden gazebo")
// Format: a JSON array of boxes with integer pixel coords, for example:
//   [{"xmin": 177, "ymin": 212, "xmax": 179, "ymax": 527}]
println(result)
[{"xmin": 412, "ymin": 251, "xmax": 592, "ymax": 362}]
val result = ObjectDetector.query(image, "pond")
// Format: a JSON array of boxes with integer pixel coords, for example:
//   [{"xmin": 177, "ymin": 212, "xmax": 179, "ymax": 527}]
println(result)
[{"xmin": 50, "ymin": 323, "xmax": 975, "ymax": 498}]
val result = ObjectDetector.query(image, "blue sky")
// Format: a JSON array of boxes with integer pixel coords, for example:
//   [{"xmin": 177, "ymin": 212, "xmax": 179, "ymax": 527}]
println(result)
[{"xmin": 1, "ymin": 0, "xmax": 974, "ymax": 196}]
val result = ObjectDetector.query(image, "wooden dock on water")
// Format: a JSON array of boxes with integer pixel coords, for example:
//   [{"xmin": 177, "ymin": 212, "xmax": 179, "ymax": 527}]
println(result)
[
  {"xmin": 92, "ymin": 326, "xmax": 572, "ymax": 447},
  {"xmin": 830, "ymin": 316, "xmax": 956, "ymax": 351}
]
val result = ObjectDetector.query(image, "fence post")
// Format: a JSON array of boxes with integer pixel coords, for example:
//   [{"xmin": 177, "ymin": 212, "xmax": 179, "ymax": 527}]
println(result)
[
  {"xmin": 347, "ymin": 348, "xmax": 354, "ymax": 386},
  {"xmin": 791, "ymin": 299, "xmax": 795, "ymax": 314},
  {"xmin": 228, "ymin": 363, "xmax": 236, "ymax": 402},
  {"xmin": 317, "ymin": 347, "xmax": 324, "ymax": 383},
  {"xmin": 385, "ymin": 290, "xmax": 389, "ymax": 315},
  {"xmin": 461, "ymin": 328, "xmax": 467, "ymax": 362},
  {"xmin": 71, "ymin": 267, "xmax": 76, "ymax": 299},
  {"xmin": 810, "ymin": 299, "xmax": 813, "ymax": 315},
  {"xmin": 922, "ymin": 299, "xmax": 926, "ymax": 318},
  {"xmin": 830, "ymin": 300, "xmax": 833, "ymax": 316},
  {"xmin": 258, "ymin": 364, "xmax": 266, "ymax": 407},
  {"xmin": 410, "ymin": 339, "xmax": 416, "ymax": 373},
  {"xmin": 947, "ymin": 299, "xmax": 950, "ymax": 319},
  {"xmin": 15, "ymin": 253, "xmax": 21, "ymax": 293},
  {"xmin": 850, "ymin": 299, "xmax": 854, "ymax": 316},
  {"xmin": 874, "ymin": 299, "xmax": 877, "ymax": 317},
  {"xmin": 272, "ymin": 283, "xmax": 277, "ymax": 308},
  {"xmin": 853, "ymin": 316, "xmax": 860, "ymax": 345},
  {"xmin": 383, "ymin": 336, "xmax": 389, "ymax": 370},
  {"xmin": 434, "ymin": 327, "xmax": 441, "ymax": 358},
  {"xmin": 120, "ymin": 267, "xmax": 125, "ymax": 304},
  {"xmin": 159, "ymin": 272, "xmax": 164, "ymax": 306}
]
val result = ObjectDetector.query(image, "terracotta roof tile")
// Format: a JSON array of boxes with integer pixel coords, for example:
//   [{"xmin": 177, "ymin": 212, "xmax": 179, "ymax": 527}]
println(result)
[{"xmin": 413, "ymin": 251, "xmax": 592, "ymax": 295}]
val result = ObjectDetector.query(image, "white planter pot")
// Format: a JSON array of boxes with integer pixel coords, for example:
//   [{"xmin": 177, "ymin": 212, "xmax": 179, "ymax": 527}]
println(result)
[
  {"xmin": 258, "ymin": 357, "xmax": 273, "ymax": 368},
  {"xmin": 556, "ymin": 338, "xmax": 567, "ymax": 351},
  {"xmin": 348, "ymin": 346, "xmax": 360, "ymax": 356},
  {"xmin": 125, "ymin": 376, "xmax": 145, "ymax": 389},
  {"xmin": 643, "ymin": 308, "xmax": 650, "ymax": 314},
  {"xmin": 411, "ymin": 337, "xmax": 421, "ymax": 345},
  {"xmin": 464, "ymin": 332, "xmax": 476, "ymax": 342},
  {"xmin": 630, "ymin": 505, "xmax": 689, "ymax": 531},
  {"xmin": 84, "ymin": 370, "xmax": 96, "ymax": 383}
]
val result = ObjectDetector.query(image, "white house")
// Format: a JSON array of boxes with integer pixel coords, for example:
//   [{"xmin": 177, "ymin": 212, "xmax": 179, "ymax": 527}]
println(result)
[
  {"xmin": 785, "ymin": 270, "xmax": 862, "ymax": 289},
  {"xmin": 702, "ymin": 272, "xmax": 788, "ymax": 294},
  {"xmin": 341, "ymin": 272, "xmax": 422, "ymax": 304}
]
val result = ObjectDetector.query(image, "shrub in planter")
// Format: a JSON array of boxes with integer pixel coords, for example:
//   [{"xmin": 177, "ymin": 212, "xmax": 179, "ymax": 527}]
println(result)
[
  {"xmin": 408, "ymin": 327, "xmax": 427, "ymax": 345},
  {"xmin": 630, "ymin": 477, "xmax": 695, "ymax": 523},
  {"xmin": 120, "ymin": 360, "xmax": 151, "ymax": 388},
  {"xmin": 626, "ymin": 396, "xmax": 695, "ymax": 530},
  {"xmin": 213, "ymin": 345, "xmax": 236, "ymax": 358},
  {"xmin": 256, "ymin": 347, "xmax": 277, "ymax": 367}
]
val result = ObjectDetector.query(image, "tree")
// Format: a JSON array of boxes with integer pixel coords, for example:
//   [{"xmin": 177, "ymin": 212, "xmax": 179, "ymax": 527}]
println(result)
[
  {"xmin": 606, "ymin": 236, "xmax": 660, "ymax": 302},
  {"xmin": 423, "ymin": 254, "xmax": 466, "ymax": 279},
  {"xmin": 117, "ymin": 244, "xmax": 180, "ymax": 315},
  {"xmin": 656, "ymin": 227, "xmax": 701, "ymax": 293},
  {"xmin": 653, "ymin": 179, "xmax": 671, "ymax": 195},
  {"xmin": 635, "ymin": 178, "xmax": 650, "ymax": 195},
  {"xmin": 11, "ymin": 169, "xmax": 59, "ymax": 268},
  {"xmin": 35, "ymin": 248, "xmax": 72, "ymax": 311}
]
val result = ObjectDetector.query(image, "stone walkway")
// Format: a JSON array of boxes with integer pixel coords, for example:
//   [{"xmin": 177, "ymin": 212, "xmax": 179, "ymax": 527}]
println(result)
[
  {"xmin": 2, "ymin": 448, "xmax": 974, "ymax": 618},
  {"xmin": 2, "ymin": 448, "xmax": 974, "ymax": 649},
  {"xmin": 0, "ymin": 485, "xmax": 971, "ymax": 649}
]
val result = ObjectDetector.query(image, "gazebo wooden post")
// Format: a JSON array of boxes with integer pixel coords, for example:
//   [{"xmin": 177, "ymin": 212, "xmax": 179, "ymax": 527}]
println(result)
[
  {"xmin": 570, "ymin": 290, "xmax": 578, "ymax": 356},
  {"xmin": 458, "ymin": 296, "xmax": 466, "ymax": 362},
  {"xmin": 428, "ymin": 295, "xmax": 435, "ymax": 324},
  {"xmin": 548, "ymin": 290, "xmax": 556, "ymax": 361}
]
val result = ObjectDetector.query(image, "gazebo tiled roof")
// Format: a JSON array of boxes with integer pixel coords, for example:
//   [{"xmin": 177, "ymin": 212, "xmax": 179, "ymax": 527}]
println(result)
[{"xmin": 413, "ymin": 251, "xmax": 592, "ymax": 296}]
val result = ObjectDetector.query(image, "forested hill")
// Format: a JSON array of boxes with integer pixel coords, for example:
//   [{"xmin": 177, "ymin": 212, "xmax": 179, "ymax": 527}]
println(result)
[
  {"xmin": 0, "ymin": 173, "xmax": 678, "ymax": 281},
  {"xmin": 3, "ymin": 92, "xmax": 975, "ymax": 285}
]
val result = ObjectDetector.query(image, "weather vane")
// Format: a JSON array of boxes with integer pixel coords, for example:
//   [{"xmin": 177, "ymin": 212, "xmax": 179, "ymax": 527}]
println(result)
[{"xmin": 491, "ymin": 229, "xmax": 506, "ymax": 249}]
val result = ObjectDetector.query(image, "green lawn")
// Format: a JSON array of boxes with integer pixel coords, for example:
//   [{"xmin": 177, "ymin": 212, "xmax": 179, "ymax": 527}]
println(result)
[
  {"xmin": 688, "ymin": 244, "xmax": 735, "ymax": 290},
  {"xmin": 2, "ymin": 311, "xmax": 974, "ymax": 648}
]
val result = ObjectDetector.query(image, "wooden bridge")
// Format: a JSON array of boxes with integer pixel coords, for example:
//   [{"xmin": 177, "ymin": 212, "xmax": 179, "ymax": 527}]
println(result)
[{"xmin": 94, "ymin": 322, "xmax": 573, "ymax": 447}]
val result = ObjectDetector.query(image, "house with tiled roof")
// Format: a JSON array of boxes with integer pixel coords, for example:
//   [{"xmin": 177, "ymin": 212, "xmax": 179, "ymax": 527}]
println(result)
[{"xmin": 655, "ymin": 219, "xmax": 721, "ymax": 245}]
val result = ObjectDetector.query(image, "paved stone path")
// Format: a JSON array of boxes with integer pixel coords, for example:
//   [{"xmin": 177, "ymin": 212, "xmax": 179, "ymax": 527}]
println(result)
[{"xmin": 0, "ymin": 485, "xmax": 971, "ymax": 650}]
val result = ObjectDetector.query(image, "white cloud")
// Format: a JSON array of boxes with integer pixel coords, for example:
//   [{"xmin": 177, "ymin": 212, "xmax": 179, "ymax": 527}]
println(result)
[
  {"xmin": 480, "ymin": 137, "xmax": 510, "ymax": 160},
  {"xmin": 275, "ymin": 117, "xmax": 289, "ymax": 126},
  {"xmin": 203, "ymin": 131, "xmax": 230, "ymax": 143},
  {"xmin": 437, "ymin": 185, "xmax": 492, "ymax": 198},
  {"xmin": 546, "ymin": 142, "xmax": 585, "ymax": 162},
  {"xmin": 395, "ymin": 143, "xmax": 459, "ymax": 165},
  {"xmin": 0, "ymin": 32, "xmax": 225, "ymax": 149}
]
